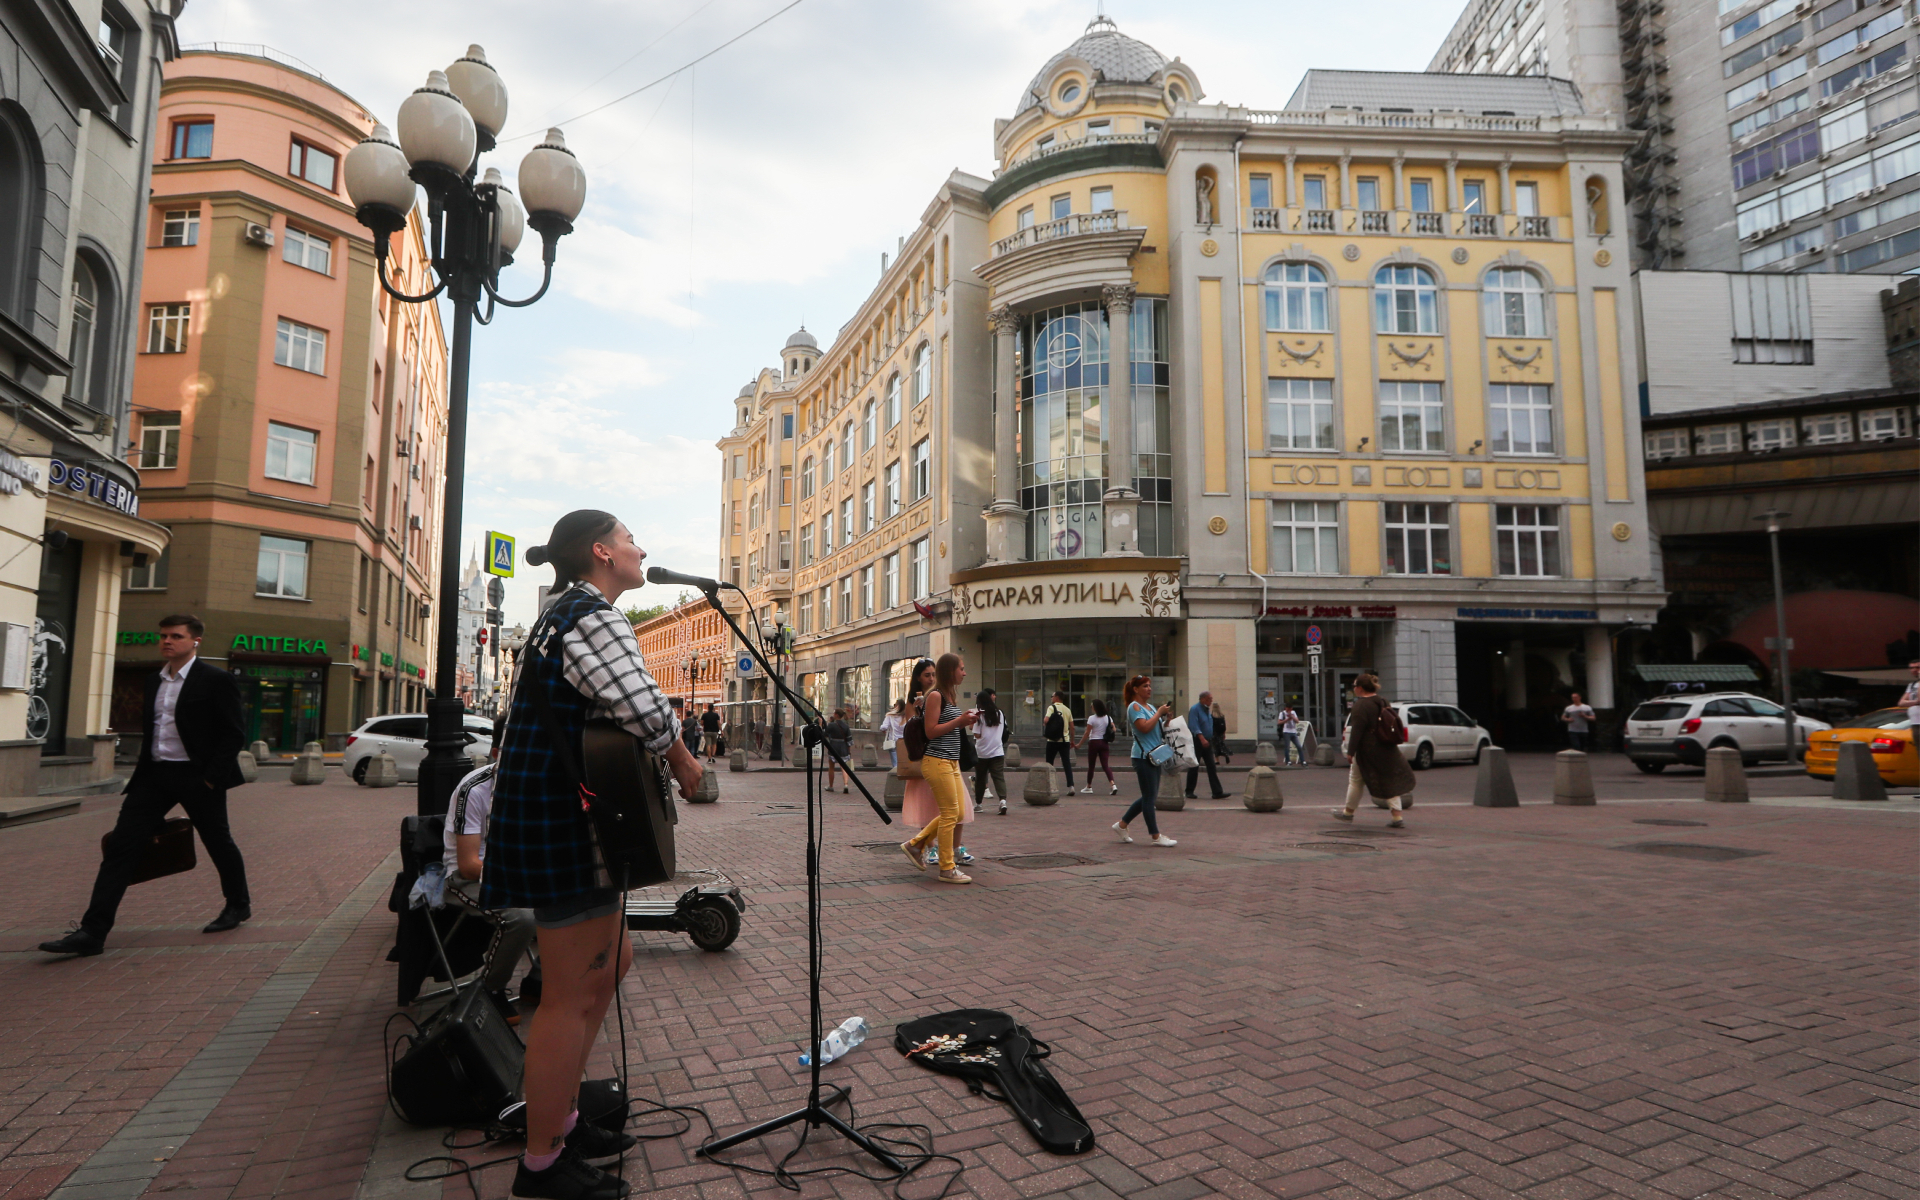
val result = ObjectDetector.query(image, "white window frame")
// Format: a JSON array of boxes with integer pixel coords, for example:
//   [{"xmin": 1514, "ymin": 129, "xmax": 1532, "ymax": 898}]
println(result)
[
  {"xmin": 1482, "ymin": 268, "xmax": 1546, "ymax": 337},
  {"xmin": 1269, "ymin": 500, "xmax": 1339, "ymax": 574},
  {"xmin": 274, "ymin": 318, "xmax": 327, "ymax": 375},
  {"xmin": 799, "ymin": 455, "xmax": 814, "ymax": 498},
  {"xmin": 883, "ymin": 460, "xmax": 901, "ymax": 518},
  {"xmin": 1856, "ymin": 406, "xmax": 1909, "ymax": 440},
  {"xmin": 910, "ymin": 437, "xmax": 930, "ymax": 499},
  {"xmin": 799, "ymin": 523, "xmax": 814, "ymax": 566},
  {"xmin": 860, "ymin": 481, "xmax": 875, "ymax": 532},
  {"xmin": 160, "ymin": 209, "xmax": 199, "ymax": 247},
  {"xmin": 821, "ymin": 441, "xmax": 835, "ymax": 484},
  {"xmin": 909, "ymin": 537, "xmax": 929, "ymax": 599},
  {"xmin": 282, "ymin": 226, "xmax": 332, "ymax": 274},
  {"xmin": 1383, "ymin": 501, "xmax": 1452, "ymax": 576},
  {"xmin": 912, "ymin": 343, "xmax": 931, "ymax": 404},
  {"xmin": 1513, "ymin": 181, "xmax": 1540, "ymax": 217},
  {"xmin": 838, "ymin": 576, "xmax": 852, "ymax": 624},
  {"xmin": 1644, "ymin": 429, "xmax": 1689, "ymax": 461},
  {"xmin": 1378, "ymin": 381, "xmax": 1446, "ymax": 453},
  {"xmin": 885, "ymin": 374, "xmax": 901, "ymax": 428},
  {"xmin": 820, "ymin": 513, "xmax": 834, "ymax": 556},
  {"xmin": 1264, "ymin": 261, "xmax": 1330, "ymax": 332},
  {"xmin": 1694, "ymin": 423, "xmax": 1743, "ymax": 455},
  {"xmin": 256, "ymin": 534, "xmax": 310, "ymax": 598},
  {"xmin": 1495, "ymin": 504, "xmax": 1562, "ymax": 578},
  {"xmin": 1373, "ymin": 265, "xmax": 1439, "ymax": 334},
  {"xmin": 797, "ymin": 592, "xmax": 813, "ymax": 634},
  {"xmin": 859, "ymin": 565, "xmax": 874, "ymax": 617},
  {"xmin": 1267, "ymin": 378, "xmax": 1334, "ymax": 451},
  {"xmin": 265, "ymin": 421, "xmax": 318, "ymax": 484},
  {"xmin": 1488, "ymin": 384, "xmax": 1555, "ymax": 456},
  {"xmin": 841, "ymin": 497, "xmax": 855, "ymax": 543},
  {"xmin": 146, "ymin": 303, "xmax": 189, "ymax": 353},
  {"xmin": 138, "ymin": 411, "xmax": 181, "ymax": 469},
  {"xmin": 1747, "ymin": 418, "xmax": 1797, "ymax": 451},
  {"xmin": 882, "ymin": 553, "xmax": 899, "ymax": 609}
]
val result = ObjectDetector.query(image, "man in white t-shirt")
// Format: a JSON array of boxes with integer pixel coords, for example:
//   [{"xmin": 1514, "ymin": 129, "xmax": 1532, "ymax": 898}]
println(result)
[
  {"xmin": 443, "ymin": 749, "xmax": 538, "ymax": 1016},
  {"xmin": 1561, "ymin": 693, "xmax": 1597, "ymax": 752},
  {"xmin": 1279, "ymin": 705, "xmax": 1303, "ymax": 766}
]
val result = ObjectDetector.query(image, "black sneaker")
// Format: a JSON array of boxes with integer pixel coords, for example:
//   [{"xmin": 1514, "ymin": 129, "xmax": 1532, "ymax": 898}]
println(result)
[
  {"xmin": 567, "ymin": 1117, "xmax": 637, "ymax": 1161},
  {"xmin": 509, "ymin": 1146, "xmax": 629, "ymax": 1200}
]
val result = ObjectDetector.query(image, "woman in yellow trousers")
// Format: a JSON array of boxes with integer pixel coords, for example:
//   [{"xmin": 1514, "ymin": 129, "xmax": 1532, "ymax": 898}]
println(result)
[{"xmin": 900, "ymin": 652, "xmax": 978, "ymax": 884}]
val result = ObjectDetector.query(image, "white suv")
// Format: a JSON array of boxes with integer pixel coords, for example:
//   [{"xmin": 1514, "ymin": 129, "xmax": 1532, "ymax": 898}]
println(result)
[
  {"xmin": 343, "ymin": 714, "xmax": 495, "ymax": 784},
  {"xmin": 1623, "ymin": 692, "xmax": 1828, "ymax": 774},
  {"xmin": 1392, "ymin": 703, "xmax": 1493, "ymax": 770}
]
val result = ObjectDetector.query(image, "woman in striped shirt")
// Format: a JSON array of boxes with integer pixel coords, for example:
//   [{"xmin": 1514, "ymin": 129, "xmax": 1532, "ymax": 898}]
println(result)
[{"xmin": 899, "ymin": 652, "xmax": 978, "ymax": 883}]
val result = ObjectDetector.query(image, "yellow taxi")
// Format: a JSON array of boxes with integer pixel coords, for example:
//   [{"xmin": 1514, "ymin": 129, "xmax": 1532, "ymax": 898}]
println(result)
[{"xmin": 1804, "ymin": 709, "xmax": 1917, "ymax": 787}]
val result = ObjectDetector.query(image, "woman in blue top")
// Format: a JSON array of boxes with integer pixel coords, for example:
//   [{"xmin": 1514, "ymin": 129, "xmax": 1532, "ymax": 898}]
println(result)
[{"xmin": 1113, "ymin": 674, "xmax": 1178, "ymax": 847}]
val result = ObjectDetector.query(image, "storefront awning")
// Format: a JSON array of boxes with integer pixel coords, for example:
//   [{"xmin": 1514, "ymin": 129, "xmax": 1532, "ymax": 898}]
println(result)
[
  {"xmin": 1819, "ymin": 668, "xmax": 1914, "ymax": 684},
  {"xmin": 1633, "ymin": 664, "xmax": 1759, "ymax": 683}
]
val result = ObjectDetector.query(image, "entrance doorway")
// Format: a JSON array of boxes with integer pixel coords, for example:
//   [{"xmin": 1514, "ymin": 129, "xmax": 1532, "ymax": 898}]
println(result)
[{"xmin": 234, "ymin": 664, "xmax": 324, "ymax": 752}]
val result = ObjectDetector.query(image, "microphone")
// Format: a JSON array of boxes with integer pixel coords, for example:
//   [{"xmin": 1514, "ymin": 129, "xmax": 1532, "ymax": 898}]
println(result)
[{"xmin": 646, "ymin": 565, "xmax": 726, "ymax": 593}]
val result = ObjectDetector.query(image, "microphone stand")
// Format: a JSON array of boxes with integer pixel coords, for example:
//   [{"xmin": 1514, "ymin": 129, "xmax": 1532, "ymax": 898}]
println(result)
[{"xmin": 685, "ymin": 580, "xmax": 903, "ymax": 1173}]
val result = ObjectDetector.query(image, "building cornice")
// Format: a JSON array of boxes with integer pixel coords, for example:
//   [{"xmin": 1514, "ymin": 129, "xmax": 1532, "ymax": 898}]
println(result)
[
  {"xmin": 13, "ymin": 0, "xmax": 128, "ymax": 114},
  {"xmin": 150, "ymin": 168, "xmax": 372, "ymax": 232},
  {"xmin": 161, "ymin": 72, "xmax": 372, "ymax": 143}
]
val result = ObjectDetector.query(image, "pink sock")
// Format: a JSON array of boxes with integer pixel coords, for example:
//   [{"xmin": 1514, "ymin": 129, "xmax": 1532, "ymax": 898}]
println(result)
[
  {"xmin": 522, "ymin": 1146, "xmax": 563, "ymax": 1173},
  {"xmin": 562, "ymin": 1109, "xmax": 580, "ymax": 1136}
]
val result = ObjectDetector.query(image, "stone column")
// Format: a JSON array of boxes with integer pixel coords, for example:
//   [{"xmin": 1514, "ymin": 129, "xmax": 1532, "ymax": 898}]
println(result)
[
  {"xmin": 1338, "ymin": 152, "xmax": 1353, "ymax": 211},
  {"xmin": 1444, "ymin": 154, "xmax": 1459, "ymax": 212},
  {"xmin": 1102, "ymin": 282, "xmax": 1140, "ymax": 557},
  {"xmin": 983, "ymin": 305, "xmax": 1025, "ymax": 564},
  {"xmin": 1283, "ymin": 150, "xmax": 1297, "ymax": 208},
  {"xmin": 1584, "ymin": 625, "xmax": 1614, "ymax": 710},
  {"xmin": 1391, "ymin": 153, "xmax": 1406, "ymax": 213},
  {"xmin": 1498, "ymin": 157, "xmax": 1513, "ymax": 216}
]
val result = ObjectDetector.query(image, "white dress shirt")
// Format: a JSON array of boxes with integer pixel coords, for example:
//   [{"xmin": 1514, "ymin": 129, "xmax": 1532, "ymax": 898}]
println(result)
[{"xmin": 152, "ymin": 655, "xmax": 196, "ymax": 762}]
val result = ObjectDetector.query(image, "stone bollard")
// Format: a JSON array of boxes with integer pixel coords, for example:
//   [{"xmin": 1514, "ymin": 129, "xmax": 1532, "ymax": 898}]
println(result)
[
  {"xmin": 1004, "ymin": 741, "xmax": 1022, "ymax": 770},
  {"xmin": 1156, "ymin": 767, "xmax": 1186, "ymax": 811},
  {"xmin": 249, "ymin": 740, "xmax": 271, "ymax": 763},
  {"xmin": 860, "ymin": 742, "xmax": 878, "ymax": 769},
  {"xmin": 1552, "ymin": 749, "xmax": 1596, "ymax": 806},
  {"xmin": 1703, "ymin": 746, "xmax": 1749, "ymax": 803},
  {"xmin": 1833, "ymin": 741, "xmax": 1889, "ymax": 801},
  {"xmin": 883, "ymin": 772, "xmax": 904, "ymax": 812},
  {"xmin": 363, "ymin": 752, "xmax": 400, "ymax": 787},
  {"xmin": 1311, "ymin": 740, "xmax": 1336, "ymax": 767},
  {"xmin": 290, "ymin": 750, "xmax": 326, "ymax": 785},
  {"xmin": 1243, "ymin": 765, "xmax": 1283, "ymax": 811},
  {"xmin": 236, "ymin": 750, "xmax": 259, "ymax": 784},
  {"xmin": 729, "ymin": 748, "xmax": 748, "ymax": 773},
  {"xmin": 1023, "ymin": 764, "xmax": 1061, "ymax": 806},
  {"xmin": 690, "ymin": 766, "xmax": 721, "ymax": 803},
  {"xmin": 1472, "ymin": 746, "xmax": 1519, "ymax": 808},
  {"xmin": 302, "ymin": 741, "xmax": 324, "ymax": 757},
  {"xmin": 1254, "ymin": 741, "xmax": 1278, "ymax": 766}
]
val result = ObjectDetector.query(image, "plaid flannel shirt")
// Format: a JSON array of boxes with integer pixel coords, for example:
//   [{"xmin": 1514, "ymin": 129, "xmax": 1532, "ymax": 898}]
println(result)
[{"xmin": 558, "ymin": 593, "xmax": 680, "ymax": 755}]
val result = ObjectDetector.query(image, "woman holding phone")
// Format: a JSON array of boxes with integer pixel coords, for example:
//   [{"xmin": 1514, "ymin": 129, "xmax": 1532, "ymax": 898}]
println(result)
[
  {"xmin": 1112, "ymin": 674, "xmax": 1178, "ymax": 847},
  {"xmin": 898, "ymin": 652, "xmax": 978, "ymax": 883}
]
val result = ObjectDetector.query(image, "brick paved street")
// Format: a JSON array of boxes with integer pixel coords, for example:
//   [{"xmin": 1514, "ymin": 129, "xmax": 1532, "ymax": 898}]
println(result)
[{"xmin": 0, "ymin": 759, "xmax": 1913, "ymax": 1200}]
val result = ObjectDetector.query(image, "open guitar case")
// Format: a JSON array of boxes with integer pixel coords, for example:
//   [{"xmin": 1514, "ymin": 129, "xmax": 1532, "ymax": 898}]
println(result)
[{"xmin": 894, "ymin": 1009, "xmax": 1094, "ymax": 1155}]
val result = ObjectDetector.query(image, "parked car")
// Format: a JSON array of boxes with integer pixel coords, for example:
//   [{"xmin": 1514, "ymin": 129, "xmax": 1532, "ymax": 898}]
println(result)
[
  {"xmin": 1623, "ymin": 692, "xmax": 1829, "ymax": 773},
  {"xmin": 1803, "ymin": 709, "xmax": 1917, "ymax": 787},
  {"xmin": 343, "ymin": 714, "xmax": 495, "ymax": 784},
  {"xmin": 1390, "ymin": 702, "xmax": 1493, "ymax": 770}
]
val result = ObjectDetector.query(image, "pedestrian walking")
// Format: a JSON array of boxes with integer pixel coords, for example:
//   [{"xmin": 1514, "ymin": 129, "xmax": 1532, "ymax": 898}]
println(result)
[
  {"xmin": 40, "ymin": 613, "xmax": 252, "ymax": 958},
  {"xmin": 825, "ymin": 709, "xmax": 852, "ymax": 793},
  {"xmin": 1112, "ymin": 675, "xmax": 1177, "ymax": 846},
  {"xmin": 700, "ymin": 703, "xmax": 721, "ymax": 762},
  {"xmin": 899, "ymin": 653, "xmax": 979, "ymax": 883},
  {"xmin": 1077, "ymin": 699, "xmax": 1119, "ymax": 794},
  {"xmin": 1211, "ymin": 700, "xmax": 1232, "ymax": 765},
  {"xmin": 1185, "ymin": 691, "xmax": 1230, "ymax": 800},
  {"xmin": 880, "ymin": 700, "xmax": 907, "ymax": 770},
  {"xmin": 1043, "ymin": 690, "xmax": 1077, "ymax": 789},
  {"xmin": 1279, "ymin": 702, "xmax": 1303, "ymax": 765},
  {"xmin": 1560, "ymin": 692, "xmax": 1596, "ymax": 752},
  {"xmin": 1900, "ymin": 660, "xmax": 1919, "ymax": 725},
  {"xmin": 972, "ymin": 688, "xmax": 1009, "ymax": 814},
  {"xmin": 680, "ymin": 708, "xmax": 700, "ymax": 759},
  {"xmin": 1332, "ymin": 671, "xmax": 1414, "ymax": 827}
]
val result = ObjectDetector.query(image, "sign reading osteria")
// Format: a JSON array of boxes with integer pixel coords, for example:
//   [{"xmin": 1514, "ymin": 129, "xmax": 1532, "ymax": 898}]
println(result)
[{"xmin": 952, "ymin": 567, "xmax": 1181, "ymax": 626}]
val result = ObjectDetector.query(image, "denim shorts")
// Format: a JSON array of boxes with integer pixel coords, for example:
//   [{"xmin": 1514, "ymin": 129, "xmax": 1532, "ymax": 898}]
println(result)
[{"xmin": 533, "ymin": 886, "xmax": 622, "ymax": 930}]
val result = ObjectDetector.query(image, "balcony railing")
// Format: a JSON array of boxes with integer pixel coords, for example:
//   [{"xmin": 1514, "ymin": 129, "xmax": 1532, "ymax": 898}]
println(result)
[
  {"xmin": 1464, "ymin": 213, "xmax": 1499, "ymax": 236},
  {"xmin": 1303, "ymin": 208, "xmax": 1336, "ymax": 232},
  {"xmin": 1411, "ymin": 211, "xmax": 1446, "ymax": 235},
  {"xmin": 1250, "ymin": 207, "xmax": 1284, "ymax": 230},
  {"xmin": 997, "ymin": 132, "xmax": 1156, "ymax": 176},
  {"xmin": 992, "ymin": 209, "xmax": 1131, "ymax": 257},
  {"xmin": 1239, "ymin": 208, "xmax": 1563, "ymax": 240},
  {"xmin": 1518, "ymin": 215, "xmax": 1553, "ymax": 239},
  {"xmin": 1359, "ymin": 209, "xmax": 1391, "ymax": 233}
]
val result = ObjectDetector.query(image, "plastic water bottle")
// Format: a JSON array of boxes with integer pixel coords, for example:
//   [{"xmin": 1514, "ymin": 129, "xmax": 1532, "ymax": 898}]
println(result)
[{"xmin": 798, "ymin": 1016, "xmax": 869, "ymax": 1066}]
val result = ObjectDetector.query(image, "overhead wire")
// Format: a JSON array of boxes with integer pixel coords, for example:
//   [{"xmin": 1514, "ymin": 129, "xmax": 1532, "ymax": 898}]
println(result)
[{"xmin": 526, "ymin": 0, "xmax": 721, "ymax": 129}]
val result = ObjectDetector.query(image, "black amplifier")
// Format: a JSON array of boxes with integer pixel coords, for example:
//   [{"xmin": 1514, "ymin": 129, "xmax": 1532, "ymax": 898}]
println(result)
[{"xmin": 390, "ymin": 982, "xmax": 524, "ymax": 1127}]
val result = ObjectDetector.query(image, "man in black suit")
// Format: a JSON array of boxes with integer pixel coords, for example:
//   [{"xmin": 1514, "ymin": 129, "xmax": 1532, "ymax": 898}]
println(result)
[{"xmin": 41, "ymin": 614, "xmax": 252, "ymax": 957}]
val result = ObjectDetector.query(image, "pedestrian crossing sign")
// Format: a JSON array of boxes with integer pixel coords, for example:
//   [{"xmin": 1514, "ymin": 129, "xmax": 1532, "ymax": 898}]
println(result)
[{"xmin": 485, "ymin": 531, "xmax": 515, "ymax": 578}]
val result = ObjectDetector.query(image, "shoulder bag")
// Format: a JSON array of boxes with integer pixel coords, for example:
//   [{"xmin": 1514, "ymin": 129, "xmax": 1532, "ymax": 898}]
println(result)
[{"xmin": 897, "ymin": 707, "xmax": 928, "ymax": 779}]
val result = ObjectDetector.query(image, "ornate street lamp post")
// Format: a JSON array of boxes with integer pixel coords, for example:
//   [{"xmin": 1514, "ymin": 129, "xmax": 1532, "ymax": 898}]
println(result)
[{"xmin": 345, "ymin": 47, "xmax": 587, "ymax": 816}]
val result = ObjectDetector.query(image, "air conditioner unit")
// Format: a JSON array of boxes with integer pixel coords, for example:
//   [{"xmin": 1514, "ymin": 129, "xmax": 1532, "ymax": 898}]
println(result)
[
  {"xmin": 1807, "ymin": 244, "xmax": 1825, "ymax": 254},
  {"xmin": 1818, "ymin": 96, "xmax": 1833, "ymax": 107},
  {"xmin": 243, "ymin": 223, "xmax": 274, "ymax": 247},
  {"xmin": 409, "ymin": 514, "xmax": 422, "ymax": 530}
]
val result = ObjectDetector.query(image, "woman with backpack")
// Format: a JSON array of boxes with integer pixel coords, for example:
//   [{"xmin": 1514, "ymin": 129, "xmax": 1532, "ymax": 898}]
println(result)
[
  {"xmin": 1076, "ymin": 699, "xmax": 1118, "ymax": 794},
  {"xmin": 1332, "ymin": 671, "xmax": 1414, "ymax": 827}
]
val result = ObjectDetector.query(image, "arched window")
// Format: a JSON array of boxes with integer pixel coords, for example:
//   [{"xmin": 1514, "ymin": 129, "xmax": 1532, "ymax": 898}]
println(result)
[
  {"xmin": 1264, "ymin": 262, "xmax": 1329, "ymax": 332},
  {"xmin": 66, "ymin": 257, "xmax": 100, "ymax": 407},
  {"xmin": 861, "ymin": 399, "xmax": 876, "ymax": 450},
  {"xmin": 911, "ymin": 342, "xmax": 931, "ymax": 404},
  {"xmin": 1373, "ymin": 264, "xmax": 1438, "ymax": 334},
  {"xmin": 821, "ymin": 440, "xmax": 835, "ymax": 483},
  {"xmin": 885, "ymin": 373, "xmax": 901, "ymax": 427},
  {"xmin": 1482, "ymin": 267, "xmax": 1546, "ymax": 337},
  {"xmin": 0, "ymin": 104, "xmax": 44, "ymax": 320},
  {"xmin": 799, "ymin": 455, "xmax": 815, "ymax": 498}
]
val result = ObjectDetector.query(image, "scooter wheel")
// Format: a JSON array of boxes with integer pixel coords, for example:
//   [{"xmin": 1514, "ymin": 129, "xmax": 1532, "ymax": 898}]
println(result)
[{"xmin": 685, "ymin": 898, "xmax": 740, "ymax": 952}]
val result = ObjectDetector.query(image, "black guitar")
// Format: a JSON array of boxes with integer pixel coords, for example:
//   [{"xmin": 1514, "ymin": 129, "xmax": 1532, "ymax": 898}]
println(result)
[{"xmin": 580, "ymin": 717, "xmax": 678, "ymax": 890}]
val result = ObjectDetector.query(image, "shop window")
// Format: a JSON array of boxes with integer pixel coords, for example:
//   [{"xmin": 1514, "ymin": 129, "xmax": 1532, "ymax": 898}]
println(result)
[
  {"xmin": 137, "ymin": 410, "xmax": 180, "ymax": 468},
  {"xmin": 282, "ymin": 227, "xmax": 332, "ymax": 274},
  {"xmin": 910, "ymin": 537, "xmax": 928, "ymax": 598},
  {"xmin": 266, "ymin": 421, "xmax": 318, "ymax": 484},
  {"xmin": 911, "ymin": 437, "xmax": 930, "ymax": 500},
  {"xmin": 1495, "ymin": 504, "xmax": 1562, "ymax": 577},
  {"xmin": 124, "ymin": 539, "xmax": 169, "ymax": 591},
  {"xmin": 1488, "ymin": 384, "xmax": 1555, "ymax": 455},
  {"xmin": 1270, "ymin": 500, "xmax": 1339, "ymax": 574},
  {"xmin": 170, "ymin": 119, "xmax": 213, "ymax": 160},
  {"xmin": 146, "ymin": 303, "xmax": 189, "ymax": 353},
  {"xmin": 256, "ymin": 534, "xmax": 310, "ymax": 598},
  {"xmin": 1384, "ymin": 502, "xmax": 1451, "ymax": 575},
  {"xmin": 837, "ymin": 663, "xmax": 871, "ymax": 726},
  {"xmin": 289, "ymin": 138, "xmax": 337, "ymax": 190},
  {"xmin": 1379, "ymin": 381, "xmax": 1446, "ymax": 452},
  {"xmin": 160, "ymin": 208, "xmax": 199, "ymax": 247},
  {"xmin": 274, "ymin": 318, "xmax": 327, "ymax": 375}
]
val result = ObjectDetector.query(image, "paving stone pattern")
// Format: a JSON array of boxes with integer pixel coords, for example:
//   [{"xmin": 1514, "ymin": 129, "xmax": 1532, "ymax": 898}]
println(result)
[{"xmin": 1, "ymin": 763, "xmax": 1915, "ymax": 1200}]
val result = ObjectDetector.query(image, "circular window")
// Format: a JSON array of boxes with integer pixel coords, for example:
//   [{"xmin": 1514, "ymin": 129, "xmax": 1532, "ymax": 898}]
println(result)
[
  {"xmin": 1059, "ymin": 81, "xmax": 1082, "ymax": 104},
  {"xmin": 1168, "ymin": 83, "xmax": 1185, "ymax": 102}
]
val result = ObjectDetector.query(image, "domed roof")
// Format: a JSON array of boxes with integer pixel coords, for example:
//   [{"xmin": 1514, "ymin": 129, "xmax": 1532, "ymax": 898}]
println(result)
[
  {"xmin": 783, "ymin": 327, "xmax": 818, "ymax": 351},
  {"xmin": 1017, "ymin": 16, "xmax": 1167, "ymax": 115},
  {"xmin": 737, "ymin": 381, "xmax": 755, "ymax": 399}
]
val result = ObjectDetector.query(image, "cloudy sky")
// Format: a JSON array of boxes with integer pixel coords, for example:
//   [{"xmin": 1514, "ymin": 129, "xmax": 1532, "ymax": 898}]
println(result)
[{"xmin": 187, "ymin": 0, "xmax": 1459, "ymax": 621}]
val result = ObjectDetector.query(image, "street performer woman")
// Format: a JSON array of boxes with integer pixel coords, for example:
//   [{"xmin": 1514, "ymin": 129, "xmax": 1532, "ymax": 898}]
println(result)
[{"xmin": 487, "ymin": 510, "xmax": 703, "ymax": 1200}]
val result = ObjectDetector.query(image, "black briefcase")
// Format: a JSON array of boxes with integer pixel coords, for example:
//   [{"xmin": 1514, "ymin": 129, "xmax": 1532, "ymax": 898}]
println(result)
[
  {"xmin": 105, "ymin": 817, "xmax": 196, "ymax": 885},
  {"xmin": 390, "ymin": 982, "xmax": 524, "ymax": 1127}
]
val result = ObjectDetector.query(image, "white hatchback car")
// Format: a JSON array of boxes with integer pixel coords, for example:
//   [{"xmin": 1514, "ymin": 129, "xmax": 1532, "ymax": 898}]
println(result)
[
  {"xmin": 343, "ymin": 714, "xmax": 495, "ymax": 784},
  {"xmin": 1389, "ymin": 702, "xmax": 1493, "ymax": 770},
  {"xmin": 1623, "ymin": 692, "xmax": 1829, "ymax": 773}
]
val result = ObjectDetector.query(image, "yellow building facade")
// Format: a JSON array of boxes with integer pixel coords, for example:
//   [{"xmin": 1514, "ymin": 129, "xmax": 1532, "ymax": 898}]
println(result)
[{"xmin": 720, "ymin": 19, "xmax": 1664, "ymax": 753}]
